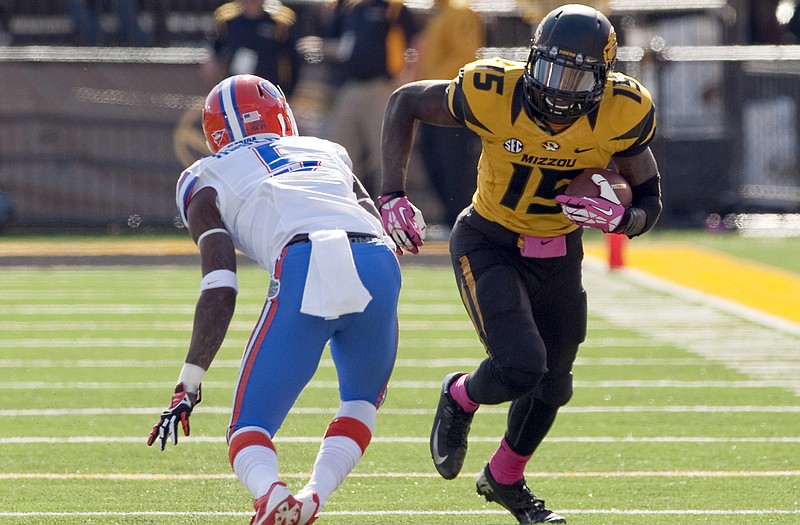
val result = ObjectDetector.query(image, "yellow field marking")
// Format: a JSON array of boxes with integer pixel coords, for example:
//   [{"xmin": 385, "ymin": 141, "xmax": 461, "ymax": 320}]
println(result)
[
  {"xmin": 0, "ymin": 239, "xmax": 452, "ymax": 257},
  {"xmin": 2, "ymin": 239, "xmax": 798, "ymax": 323},
  {"xmin": 586, "ymin": 242, "xmax": 800, "ymax": 323},
  {"xmin": 0, "ymin": 239, "xmax": 197, "ymax": 256}
]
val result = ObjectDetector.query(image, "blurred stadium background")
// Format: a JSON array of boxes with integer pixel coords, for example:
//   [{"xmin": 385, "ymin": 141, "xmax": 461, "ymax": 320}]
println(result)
[{"xmin": 0, "ymin": 0, "xmax": 799, "ymax": 233}]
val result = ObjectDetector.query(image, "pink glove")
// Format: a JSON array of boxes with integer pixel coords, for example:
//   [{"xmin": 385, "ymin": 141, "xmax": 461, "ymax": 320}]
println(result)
[
  {"xmin": 377, "ymin": 192, "xmax": 426, "ymax": 255},
  {"xmin": 555, "ymin": 174, "xmax": 626, "ymax": 233}
]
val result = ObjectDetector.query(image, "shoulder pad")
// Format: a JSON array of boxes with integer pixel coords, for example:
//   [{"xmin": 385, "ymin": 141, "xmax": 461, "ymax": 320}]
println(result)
[
  {"xmin": 606, "ymin": 72, "xmax": 653, "ymax": 108},
  {"xmin": 268, "ymin": 5, "xmax": 297, "ymax": 27},
  {"xmin": 462, "ymin": 57, "xmax": 519, "ymax": 74},
  {"xmin": 213, "ymin": 2, "xmax": 242, "ymax": 23}
]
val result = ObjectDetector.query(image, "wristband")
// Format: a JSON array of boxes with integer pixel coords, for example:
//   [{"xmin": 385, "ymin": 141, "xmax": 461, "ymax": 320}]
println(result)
[
  {"xmin": 197, "ymin": 228, "xmax": 229, "ymax": 245},
  {"xmin": 200, "ymin": 269, "xmax": 238, "ymax": 293},
  {"xmin": 378, "ymin": 190, "xmax": 406, "ymax": 205},
  {"xmin": 178, "ymin": 362, "xmax": 206, "ymax": 394}
]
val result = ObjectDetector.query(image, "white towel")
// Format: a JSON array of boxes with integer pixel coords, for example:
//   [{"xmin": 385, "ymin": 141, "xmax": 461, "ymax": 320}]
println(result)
[{"xmin": 300, "ymin": 230, "xmax": 373, "ymax": 319}]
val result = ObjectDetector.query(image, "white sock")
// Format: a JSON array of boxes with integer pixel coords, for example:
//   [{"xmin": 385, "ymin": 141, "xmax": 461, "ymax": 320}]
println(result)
[
  {"xmin": 303, "ymin": 400, "xmax": 376, "ymax": 508},
  {"xmin": 304, "ymin": 436, "xmax": 361, "ymax": 507}
]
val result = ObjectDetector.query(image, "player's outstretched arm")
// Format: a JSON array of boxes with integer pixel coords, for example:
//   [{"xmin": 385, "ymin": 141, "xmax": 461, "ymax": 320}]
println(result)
[
  {"xmin": 379, "ymin": 80, "xmax": 455, "ymax": 254},
  {"xmin": 148, "ymin": 187, "xmax": 238, "ymax": 449}
]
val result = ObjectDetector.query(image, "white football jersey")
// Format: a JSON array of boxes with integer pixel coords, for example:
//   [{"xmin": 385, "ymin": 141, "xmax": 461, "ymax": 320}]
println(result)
[{"xmin": 176, "ymin": 134, "xmax": 385, "ymax": 270}]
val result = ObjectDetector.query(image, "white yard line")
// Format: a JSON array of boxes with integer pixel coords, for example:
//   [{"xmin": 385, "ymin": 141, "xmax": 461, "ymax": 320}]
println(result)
[
  {"xmin": 1, "ymin": 356, "xmax": 715, "ymax": 368},
  {"xmin": 2, "ymin": 470, "xmax": 800, "ymax": 480},
  {"xmin": 2, "ymin": 436, "xmax": 799, "ymax": 444},
  {"xmin": 1, "ymin": 379, "xmax": 799, "ymax": 389},
  {"xmin": 0, "ymin": 509, "xmax": 798, "ymax": 517},
  {"xmin": 2, "ymin": 405, "xmax": 800, "ymax": 417},
  {"xmin": 582, "ymin": 258, "xmax": 800, "ymax": 395},
  {"xmin": 0, "ymin": 470, "xmax": 800, "ymax": 481}
]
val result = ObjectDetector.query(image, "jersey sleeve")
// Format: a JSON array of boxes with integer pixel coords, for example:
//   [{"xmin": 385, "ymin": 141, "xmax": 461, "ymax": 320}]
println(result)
[
  {"xmin": 329, "ymin": 140, "xmax": 354, "ymax": 171},
  {"xmin": 606, "ymin": 74, "xmax": 657, "ymax": 157},
  {"xmin": 176, "ymin": 167, "xmax": 200, "ymax": 228},
  {"xmin": 447, "ymin": 58, "xmax": 520, "ymax": 138},
  {"xmin": 447, "ymin": 67, "xmax": 469, "ymax": 126}
]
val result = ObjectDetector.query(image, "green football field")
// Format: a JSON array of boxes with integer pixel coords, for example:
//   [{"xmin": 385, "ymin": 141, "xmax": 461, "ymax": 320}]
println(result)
[{"xmin": 1, "ymin": 248, "xmax": 799, "ymax": 524}]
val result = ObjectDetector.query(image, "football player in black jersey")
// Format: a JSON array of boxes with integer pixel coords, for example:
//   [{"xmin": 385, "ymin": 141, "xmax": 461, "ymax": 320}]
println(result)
[{"xmin": 378, "ymin": 4, "xmax": 662, "ymax": 524}]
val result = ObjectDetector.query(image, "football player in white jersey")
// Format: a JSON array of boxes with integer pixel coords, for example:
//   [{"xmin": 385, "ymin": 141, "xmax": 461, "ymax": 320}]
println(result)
[{"xmin": 147, "ymin": 74, "xmax": 402, "ymax": 525}]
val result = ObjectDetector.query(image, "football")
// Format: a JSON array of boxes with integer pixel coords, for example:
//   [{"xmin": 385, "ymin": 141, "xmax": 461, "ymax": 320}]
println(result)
[{"xmin": 564, "ymin": 168, "xmax": 633, "ymax": 207}]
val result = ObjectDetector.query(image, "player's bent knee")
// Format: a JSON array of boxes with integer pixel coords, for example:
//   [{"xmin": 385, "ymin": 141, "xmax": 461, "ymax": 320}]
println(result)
[{"xmin": 325, "ymin": 400, "xmax": 376, "ymax": 453}]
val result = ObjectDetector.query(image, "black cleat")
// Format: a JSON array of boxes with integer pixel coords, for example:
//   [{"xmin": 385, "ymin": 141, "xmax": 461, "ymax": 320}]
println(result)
[
  {"xmin": 476, "ymin": 465, "xmax": 566, "ymax": 524},
  {"xmin": 429, "ymin": 372, "xmax": 475, "ymax": 479}
]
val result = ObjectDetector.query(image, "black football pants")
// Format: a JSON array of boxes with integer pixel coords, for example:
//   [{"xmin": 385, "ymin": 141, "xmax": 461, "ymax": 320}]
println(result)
[{"xmin": 448, "ymin": 206, "xmax": 587, "ymax": 456}]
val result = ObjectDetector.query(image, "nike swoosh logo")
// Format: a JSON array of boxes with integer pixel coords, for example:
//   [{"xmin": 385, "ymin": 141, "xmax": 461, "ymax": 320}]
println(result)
[
  {"xmin": 431, "ymin": 420, "xmax": 449, "ymax": 465},
  {"xmin": 540, "ymin": 239, "xmax": 553, "ymax": 245},
  {"xmin": 596, "ymin": 207, "xmax": 615, "ymax": 216},
  {"xmin": 574, "ymin": 147, "xmax": 594, "ymax": 153}
]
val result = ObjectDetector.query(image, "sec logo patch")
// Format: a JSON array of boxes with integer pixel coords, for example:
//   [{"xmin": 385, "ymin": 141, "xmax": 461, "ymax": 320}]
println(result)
[{"xmin": 504, "ymin": 138, "xmax": 523, "ymax": 153}]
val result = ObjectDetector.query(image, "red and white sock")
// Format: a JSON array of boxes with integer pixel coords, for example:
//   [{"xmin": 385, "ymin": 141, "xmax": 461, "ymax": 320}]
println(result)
[
  {"xmin": 228, "ymin": 426, "xmax": 280, "ymax": 499},
  {"xmin": 302, "ymin": 400, "xmax": 376, "ymax": 508}
]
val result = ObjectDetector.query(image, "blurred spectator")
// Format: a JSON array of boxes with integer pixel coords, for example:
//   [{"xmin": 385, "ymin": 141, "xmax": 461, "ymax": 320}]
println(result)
[
  {"xmin": 788, "ymin": 3, "xmax": 800, "ymax": 43},
  {"xmin": 518, "ymin": 0, "xmax": 609, "ymax": 24},
  {"xmin": 63, "ymin": 0, "xmax": 148, "ymax": 46},
  {"xmin": 320, "ymin": 0, "xmax": 421, "ymax": 197},
  {"xmin": 201, "ymin": 0, "xmax": 302, "ymax": 96},
  {"xmin": 0, "ymin": 0, "xmax": 11, "ymax": 45},
  {"xmin": 414, "ymin": 0, "xmax": 484, "ymax": 231},
  {"xmin": 749, "ymin": 0, "xmax": 782, "ymax": 43},
  {"xmin": 0, "ymin": 190, "xmax": 11, "ymax": 233}
]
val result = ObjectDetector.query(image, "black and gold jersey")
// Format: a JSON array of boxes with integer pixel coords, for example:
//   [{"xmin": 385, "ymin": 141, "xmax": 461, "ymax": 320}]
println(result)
[{"xmin": 447, "ymin": 58, "xmax": 656, "ymax": 237}]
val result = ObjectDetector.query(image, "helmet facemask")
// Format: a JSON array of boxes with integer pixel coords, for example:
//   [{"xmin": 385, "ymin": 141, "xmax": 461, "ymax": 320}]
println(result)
[{"xmin": 524, "ymin": 47, "xmax": 607, "ymax": 125}]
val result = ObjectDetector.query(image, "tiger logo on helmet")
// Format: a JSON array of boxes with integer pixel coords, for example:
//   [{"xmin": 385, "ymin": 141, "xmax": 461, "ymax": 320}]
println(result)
[{"xmin": 202, "ymin": 74, "xmax": 298, "ymax": 153}]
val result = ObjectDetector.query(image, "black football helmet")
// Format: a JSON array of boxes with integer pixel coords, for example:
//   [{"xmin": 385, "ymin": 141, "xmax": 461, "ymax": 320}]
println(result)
[{"xmin": 523, "ymin": 4, "xmax": 617, "ymax": 125}]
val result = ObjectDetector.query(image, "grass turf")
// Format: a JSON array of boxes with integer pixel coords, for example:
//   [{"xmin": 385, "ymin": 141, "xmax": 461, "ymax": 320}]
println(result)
[{"xmin": 1, "ymin": 235, "xmax": 799, "ymax": 524}]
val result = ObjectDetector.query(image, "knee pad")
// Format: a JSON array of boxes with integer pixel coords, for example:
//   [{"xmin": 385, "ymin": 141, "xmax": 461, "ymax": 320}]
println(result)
[
  {"xmin": 470, "ymin": 357, "xmax": 545, "ymax": 405},
  {"xmin": 535, "ymin": 371, "xmax": 574, "ymax": 407},
  {"xmin": 497, "ymin": 364, "xmax": 544, "ymax": 399}
]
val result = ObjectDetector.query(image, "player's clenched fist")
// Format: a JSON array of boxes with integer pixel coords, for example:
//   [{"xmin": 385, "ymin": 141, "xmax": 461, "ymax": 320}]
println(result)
[
  {"xmin": 377, "ymin": 192, "xmax": 426, "ymax": 255},
  {"xmin": 147, "ymin": 383, "xmax": 201, "ymax": 450}
]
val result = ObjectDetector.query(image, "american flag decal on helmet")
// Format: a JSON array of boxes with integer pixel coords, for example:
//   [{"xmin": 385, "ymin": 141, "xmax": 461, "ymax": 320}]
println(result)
[{"xmin": 242, "ymin": 111, "xmax": 260, "ymax": 123}]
